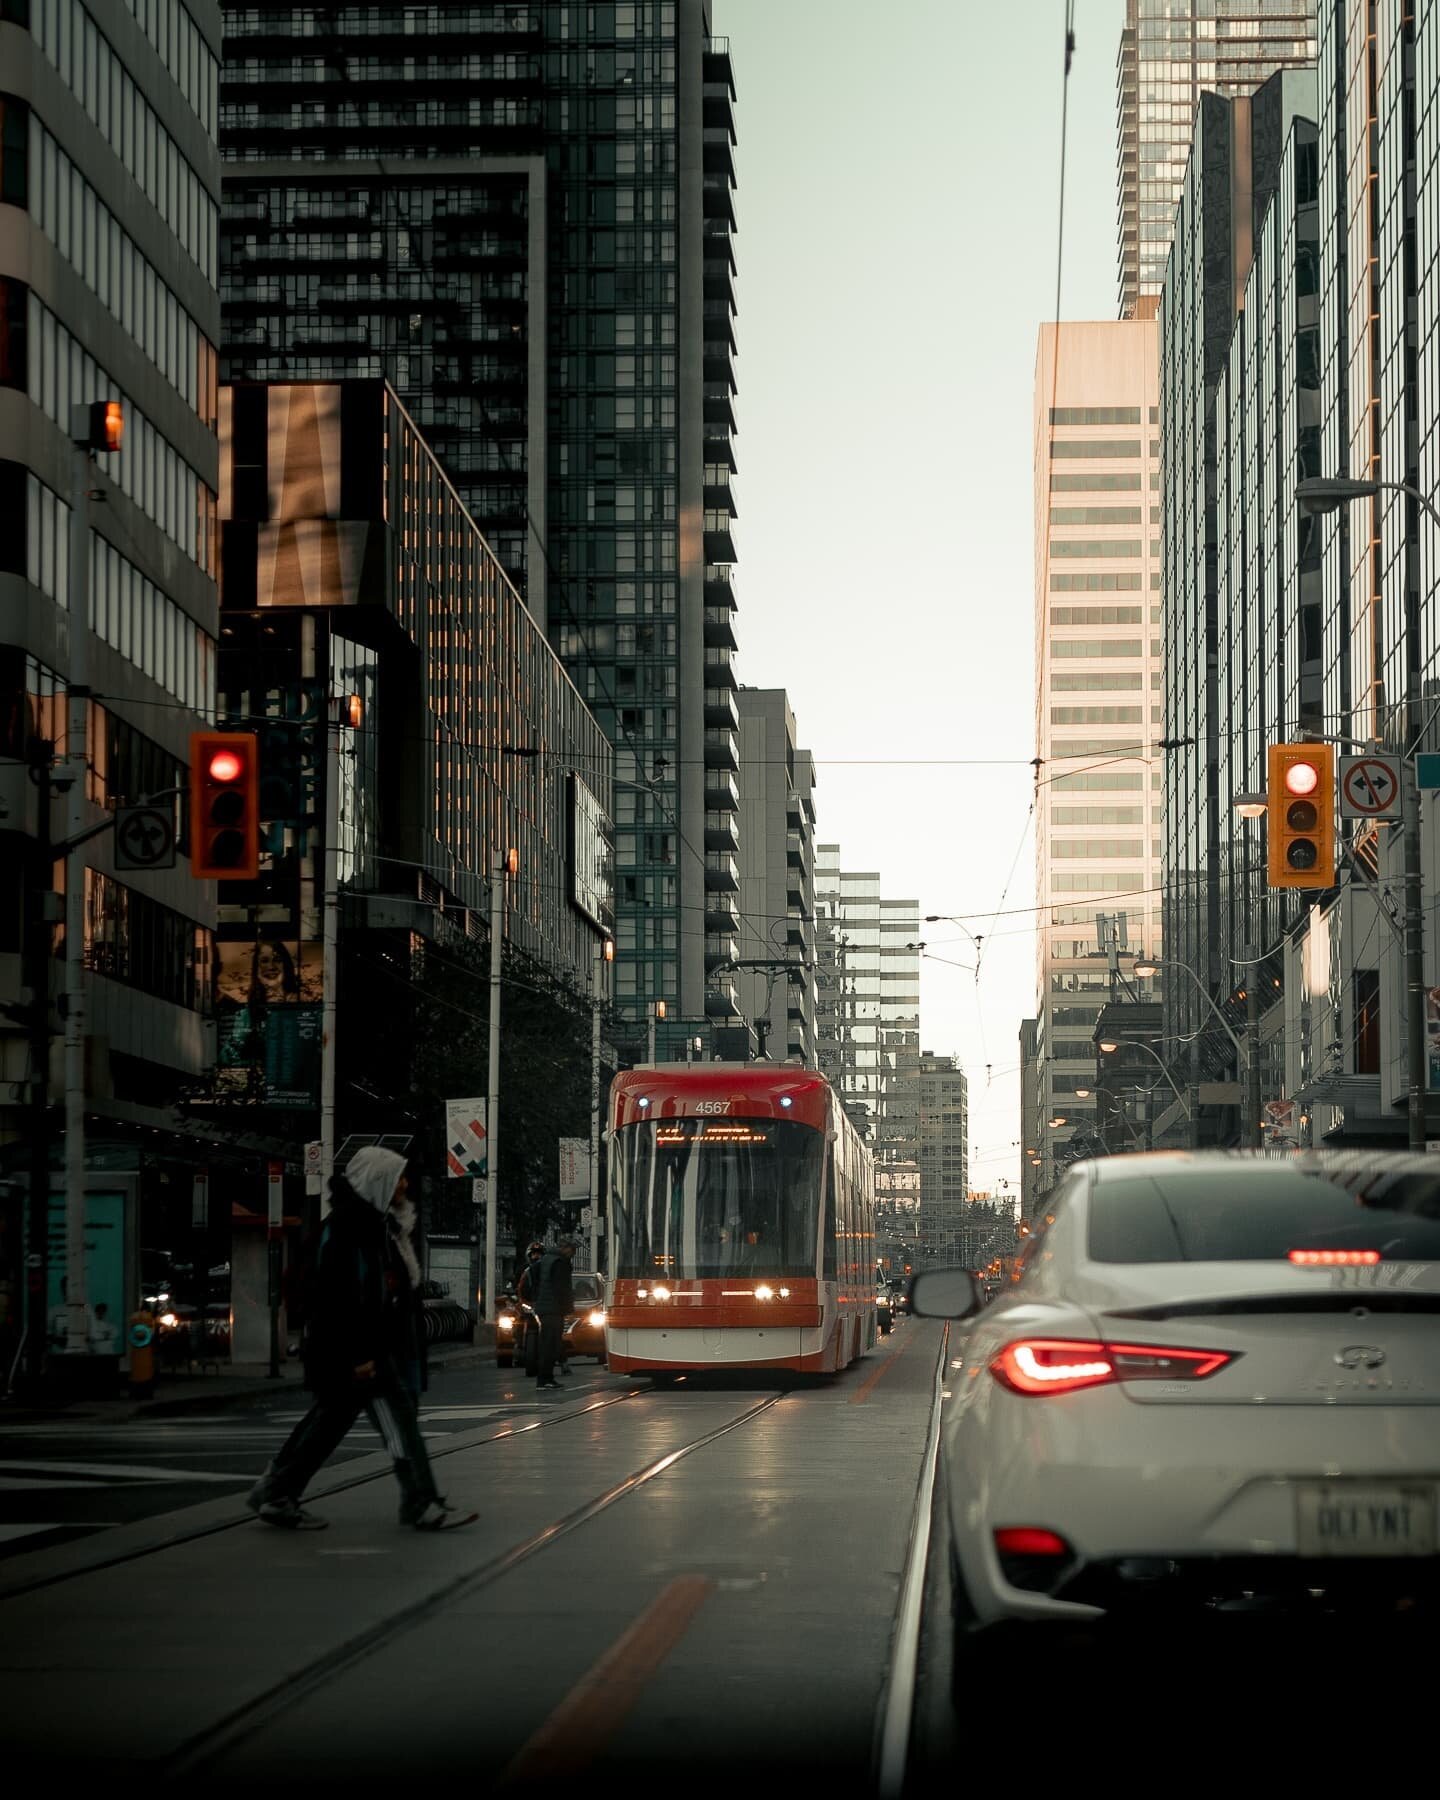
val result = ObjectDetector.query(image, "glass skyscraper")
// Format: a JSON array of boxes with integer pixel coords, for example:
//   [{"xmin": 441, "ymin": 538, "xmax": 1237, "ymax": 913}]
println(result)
[
  {"xmin": 219, "ymin": 1, "xmax": 740, "ymax": 1031},
  {"xmin": 1117, "ymin": 0, "xmax": 1317, "ymax": 319}
]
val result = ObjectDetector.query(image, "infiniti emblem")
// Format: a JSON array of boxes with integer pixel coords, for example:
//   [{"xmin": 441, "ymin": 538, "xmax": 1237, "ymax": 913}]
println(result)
[{"xmin": 1334, "ymin": 1344, "xmax": 1387, "ymax": 1370}]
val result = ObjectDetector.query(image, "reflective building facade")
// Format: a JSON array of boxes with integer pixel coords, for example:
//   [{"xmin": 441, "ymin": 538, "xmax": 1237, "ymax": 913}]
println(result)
[
  {"xmin": 218, "ymin": 1, "xmax": 739, "ymax": 1033},
  {"xmin": 1117, "ymin": 0, "xmax": 1317, "ymax": 320}
]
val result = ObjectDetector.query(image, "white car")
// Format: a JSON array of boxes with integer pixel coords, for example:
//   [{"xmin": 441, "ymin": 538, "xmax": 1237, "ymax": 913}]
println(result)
[{"xmin": 913, "ymin": 1151, "xmax": 1440, "ymax": 1655}]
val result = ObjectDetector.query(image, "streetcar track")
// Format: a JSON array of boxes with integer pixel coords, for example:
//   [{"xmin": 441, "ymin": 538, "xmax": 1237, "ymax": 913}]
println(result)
[
  {"xmin": 164, "ymin": 1391, "xmax": 786, "ymax": 1777},
  {"xmin": 0, "ymin": 1387, "xmax": 645, "ymax": 1602}
]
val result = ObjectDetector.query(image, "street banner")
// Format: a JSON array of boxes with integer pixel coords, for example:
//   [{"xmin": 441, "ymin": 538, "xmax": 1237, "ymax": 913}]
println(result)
[
  {"xmin": 446, "ymin": 1099, "xmax": 488, "ymax": 1178},
  {"xmin": 1427, "ymin": 990, "xmax": 1440, "ymax": 1091},
  {"xmin": 559, "ymin": 1137, "xmax": 590, "ymax": 1203}
]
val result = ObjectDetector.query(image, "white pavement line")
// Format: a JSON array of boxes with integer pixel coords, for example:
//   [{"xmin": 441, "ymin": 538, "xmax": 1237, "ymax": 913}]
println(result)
[
  {"xmin": 0, "ymin": 1523, "xmax": 74, "ymax": 1544},
  {"xmin": 0, "ymin": 1459, "xmax": 251, "ymax": 1485},
  {"xmin": 0, "ymin": 1476, "xmax": 112, "ymax": 1491},
  {"xmin": 874, "ymin": 1325, "xmax": 949, "ymax": 1800}
]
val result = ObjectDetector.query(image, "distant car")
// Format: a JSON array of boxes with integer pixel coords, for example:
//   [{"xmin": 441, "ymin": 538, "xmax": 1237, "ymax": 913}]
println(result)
[
  {"xmin": 890, "ymin": 1282, "xmax": 910, "ymax": 1318},
  {"xmin": 562, "ymin": 1273, "xmax": 607, "ymax": 1363},
  {"xmin": 876, "ymin": 1284, "xmax": 893, "ymax": 1336},
  {"xmin": 912, "ymin": 1151, "xmax": 1440, "ymax": 1666}
]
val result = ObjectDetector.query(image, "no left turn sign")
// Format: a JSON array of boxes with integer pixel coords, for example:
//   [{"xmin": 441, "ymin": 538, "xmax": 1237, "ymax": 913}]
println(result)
[{"xmin": 1339, "ymin": 755, "xmax": 1401, "ymax": 819}]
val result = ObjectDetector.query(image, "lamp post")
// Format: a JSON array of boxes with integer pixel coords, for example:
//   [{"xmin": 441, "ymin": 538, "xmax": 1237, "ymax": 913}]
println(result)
[
  {"xmin": 1130, "ymin": 952, "xmax": 1243, "ymax": 1147},
  {"xmin": 1096, "ymin": 1033, "xmax": 1193, "ymax": 1136},
  {"xmin": 1297, "ymin": 473, "xmax": 1435, "ymax": 1152}
]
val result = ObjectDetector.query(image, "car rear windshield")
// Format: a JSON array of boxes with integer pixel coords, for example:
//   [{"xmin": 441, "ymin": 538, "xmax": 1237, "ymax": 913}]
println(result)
[{"xmin": 1088, "ymin": 1163, "xmax": 1440, "ymax": 1263}]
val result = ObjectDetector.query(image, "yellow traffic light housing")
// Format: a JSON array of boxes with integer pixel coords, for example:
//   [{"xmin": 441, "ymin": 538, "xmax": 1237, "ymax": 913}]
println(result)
[{"xmin": 1266, "ymin": 743, "xmax": 1336, "ymax": 889}]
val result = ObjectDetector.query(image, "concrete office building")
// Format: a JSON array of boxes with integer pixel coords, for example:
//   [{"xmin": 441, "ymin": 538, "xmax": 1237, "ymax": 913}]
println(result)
[
  {"xmin": 218, "ymin": 1, "xmax": 741, "ymax": 1035},
  {"xmin": 1032, "ymin": 321, "xmax": 1164, "ymax": 1188},
  {"xmin": 0, "ymin": 2, "xmax": 222, "ymax": 1325},
  {"xmin": 735, "ymin": 688, "xmax": 817, "ymax": 1063},
  {"xmin": 814, "ymin": 847, "xmax": 921, "ymax": 1217},
  {"xmin": 1117, "ymin": 0, "xmax": 1318, "ymax": 319},
  {"xmin": 915, "ymin": 1051, "xmax": 968, "ymax": 1263}
]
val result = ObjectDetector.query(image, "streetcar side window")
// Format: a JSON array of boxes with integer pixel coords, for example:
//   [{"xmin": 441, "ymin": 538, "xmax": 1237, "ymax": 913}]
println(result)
[{"xmin": 823, "ymin": 1141, "xmax": 837, "ymax": 1279}]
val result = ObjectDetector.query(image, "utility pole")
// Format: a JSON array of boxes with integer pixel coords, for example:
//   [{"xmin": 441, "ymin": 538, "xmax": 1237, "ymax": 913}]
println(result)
[
  {"xmin": 62, "ymin": 417, "xmax": 98, "ymax": 1358},
  {"xmin": 484, "ymin": 850, "xmax": 514, "ymax": 1324},
  {"xmin": 318, "ymin": 697, "xmax": 342, "ymax": 1212},
  {"xmin": 23, "ymin": 747, "xmax": 55, "ymax": 1391},
  {"xmin": 1245, "ymin": 948, "xmax": 1262, "ymax": 1149},
  {"xmin": 590, "ymin": 936, "xmax": 610, "ymax": 1276},
  {"xmin": 1402, "ymin": 753, "xmax": 1427, "ymax": 1151}
]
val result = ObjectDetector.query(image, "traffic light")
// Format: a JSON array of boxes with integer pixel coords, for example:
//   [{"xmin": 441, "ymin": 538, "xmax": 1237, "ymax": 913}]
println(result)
[
  {"xmin": 1266, "ymin": 743, "xmax": 1336, "ymax": 889},
  {"xmin": 72, "ymin": 400, "xmax": 124, "ymax": 452},
  {"xmin": 189, "ymin": 732, "xmax": 259, "ymax": 879}
]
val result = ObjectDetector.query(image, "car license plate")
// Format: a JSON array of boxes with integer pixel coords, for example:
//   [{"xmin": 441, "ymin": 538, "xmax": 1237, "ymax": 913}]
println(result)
[{"xmin": 1295, "ymin": 1484, "xmax": 1438, "ymax": 1557}]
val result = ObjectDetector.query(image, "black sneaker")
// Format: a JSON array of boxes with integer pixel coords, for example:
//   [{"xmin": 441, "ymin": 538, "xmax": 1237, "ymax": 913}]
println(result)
[
  {"xmin": 537, "ymin": 1380, "xmax": 559, "ymax": 1389},
  {"xmin": 255, "ymin": 1499, "xmax": 328, "ymax": 1531},
  {"xmin": 411, "ymin": 1501, "xmax": 478, "ymax": 1532}
]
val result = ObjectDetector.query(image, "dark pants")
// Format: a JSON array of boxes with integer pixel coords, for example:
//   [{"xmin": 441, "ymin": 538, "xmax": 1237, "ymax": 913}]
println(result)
[
  {"xmin": 254, "ymin": 1366, "xmax": 440, "ymax": 1521},
  {"xmin": 537, "ymin": 1314, "xmax": 564, "ymax": 1384}
]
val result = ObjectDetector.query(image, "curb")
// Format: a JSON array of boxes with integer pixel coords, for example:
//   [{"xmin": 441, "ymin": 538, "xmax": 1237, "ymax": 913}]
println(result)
[{"xmin": 2, "ymin": 1332, "xmax": 500, "ymax": 1425}]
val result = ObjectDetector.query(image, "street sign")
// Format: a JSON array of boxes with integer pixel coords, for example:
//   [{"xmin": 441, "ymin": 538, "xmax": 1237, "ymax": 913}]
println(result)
[
  {"xmin": 1339, "ymin": 755, "xmax": 1401, "ymax": 819},
  {"xmin": 1418, "ymin": 753, "xmax": 1440, "ymax": 790},
  {"xmin": 267, "ymin": 1159, "xmax": 284, "ymax": 1236},
  {"xmin": 114, "ymin": 804, "xmax": 176, "ymax": 870},
  {"xmin": 559, "ymin": 1137, "xmax": 589, "ymax": 1203}
]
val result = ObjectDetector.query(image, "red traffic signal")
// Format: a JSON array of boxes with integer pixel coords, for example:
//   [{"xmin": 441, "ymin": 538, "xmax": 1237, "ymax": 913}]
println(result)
[
  {"xmin": 1266, "ymin": 743, "xmax": 1336, "ymax": 888},
  {"xmin": 189, "ymin": 731, "xmax": 259, "ymax": 879}
]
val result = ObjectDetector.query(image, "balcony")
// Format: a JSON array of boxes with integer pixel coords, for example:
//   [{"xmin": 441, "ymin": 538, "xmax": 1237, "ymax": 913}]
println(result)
[
  {"xmin": 704, "ymin": 424, "xmax": 737, "ymax": 472},
  {"xmin": 704, "ymin": 384, "xmax": 737, "ymax": 433},
  {"xmin": 787, "ymin": 831, "xmax": 806, "ymax": 868},
  {"xmin": 705, "ymin": 769, "xmax": 739, "ymax": 812},
  {"xmin": 704, "ymin": 727, "xmax": 739, "ymax": 773},
  {"xmin": 704, "ymin": 518, "xmax": 738, "ymax": 565},
  {"xmin": 703, "ymin": 176, "xmax": 737, "ymax": 231},
  {"xmin": 706, "ymin": 929, "xmax": 740, "ymax": 971},
  {"xmin": 704, "ymin": 257, "xmax": 736, "ymax": 311},
  {"xmin": 703, "ymin": 222, "xmax": 737, "ymax": 276},
  {"xmin": 787, "ymin": 908, "xmax": 808, "ymax": 947},
  {"xmin": 705, "ymin": 851, "xmax": 740, "ymax": 892},
  {"xmin": 705, "ymin": 564, "xmax": 737, "ymax": 607},
  {"xmin": 706, "ymin": 687, "xmax": 739, "ymax": 732},
  {"xmin": 704, "ymin": 36, "xmax": 736, "ymax": 95},
  {"xmin": 703, "ymin": 131, "xmax": 735, "ymax": 184},
  {"xmin": 704, "ymin": 86, "xmax": 735, "ymax": 141},
  {"xmin": 703, "ymin": 605, "xmax": 738, "ymax": 651},
  {"xmin": 704, "ymin": 646, "xmax": 736, "ymax": 686},
  {"xmin": 705, "ymin": 810, "xmax": 739, "ymax": 852},
  {"xmin": 705, "ymin": 893, "xmax": 739, "ymax": 934}
]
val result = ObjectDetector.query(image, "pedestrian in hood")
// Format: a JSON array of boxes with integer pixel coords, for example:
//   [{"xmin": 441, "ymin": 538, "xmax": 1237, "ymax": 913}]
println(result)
[{"xmin": 246, "ymin": 1148, "xmax": 477, "ymax": 1532}]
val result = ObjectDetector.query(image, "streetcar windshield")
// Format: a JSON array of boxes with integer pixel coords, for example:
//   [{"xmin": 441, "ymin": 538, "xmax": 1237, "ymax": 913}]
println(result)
[{"xmin": 612, "ymin": 1117, "xmax": 824, "ymax": 1279}]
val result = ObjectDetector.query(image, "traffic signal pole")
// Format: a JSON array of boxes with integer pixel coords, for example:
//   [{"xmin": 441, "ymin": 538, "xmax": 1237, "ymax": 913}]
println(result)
[{"xmin": 319, "ymin": 702, "xmax": 341, "ymax": 1211}]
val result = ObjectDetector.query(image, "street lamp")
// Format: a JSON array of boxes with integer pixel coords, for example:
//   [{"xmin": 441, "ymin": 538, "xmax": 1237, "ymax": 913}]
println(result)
[
  {"xmin": 1296, "ymin": 472, "xmax": 1432, "ymax": 1152},
  {"xmin": 1095, "ymin": 1034, "xmax": 1192, "ymax": 1124}
]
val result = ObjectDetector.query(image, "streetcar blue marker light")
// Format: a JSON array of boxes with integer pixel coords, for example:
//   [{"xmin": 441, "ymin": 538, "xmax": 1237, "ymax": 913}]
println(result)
[{"xmin": 780, "ymin": 1096, "xmax": 792, "ymax": 1108}]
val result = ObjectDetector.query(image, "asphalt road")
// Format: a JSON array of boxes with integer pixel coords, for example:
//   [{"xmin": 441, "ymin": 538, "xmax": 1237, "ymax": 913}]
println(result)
[
  {"xmin": 0, "ymin": 1353, "xmax": 621, "ymax": 1560},
  {"xmin": 0, "ymin": 1321, "xmax": 939, "ymax": 1788}
]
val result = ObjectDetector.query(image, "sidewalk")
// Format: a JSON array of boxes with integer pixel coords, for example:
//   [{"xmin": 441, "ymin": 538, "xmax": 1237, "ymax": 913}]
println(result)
[{"xmin": 0, "ymin": 1330, "xmax": 497, "ymax": 1426}]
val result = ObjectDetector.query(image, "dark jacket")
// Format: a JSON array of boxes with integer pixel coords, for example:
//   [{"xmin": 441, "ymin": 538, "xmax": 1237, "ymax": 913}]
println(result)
[
  {"xmin": 528, "ymin": 1250, "xmax": 574, "ymax": 1318},
  {"xmin": 302, "ymin": 1187, "xmax": 423, "ymax": 1390}
]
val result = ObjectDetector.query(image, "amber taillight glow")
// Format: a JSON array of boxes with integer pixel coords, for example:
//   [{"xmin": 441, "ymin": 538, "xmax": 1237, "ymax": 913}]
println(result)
[
  {"xmin": 1287, "ymin": 1249, "xmax": 1382, "ymax": 1267},
  {"xmin": 990, "ymin": 1338, "xmax": 1237, "ymax": 1396}
]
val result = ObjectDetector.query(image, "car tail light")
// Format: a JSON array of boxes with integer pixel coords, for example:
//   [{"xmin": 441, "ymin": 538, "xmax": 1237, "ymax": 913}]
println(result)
[
  {"xmin": 990, "ymin": 1337, "xmax": 1237, "ymax": 1396},
  {"xmin": 1288, "ymin": 1248, "xmax": 1382, "ymax": 1267},
  {"xmin": 994, "ymin": 1527, "xmax": 1069, "ymax": 1558}
]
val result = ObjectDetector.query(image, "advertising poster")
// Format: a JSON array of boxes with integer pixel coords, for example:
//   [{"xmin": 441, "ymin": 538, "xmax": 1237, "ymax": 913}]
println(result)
[{"xmin": 46, "ymin": 1191, "xmax": 125, "ymax": 1351}]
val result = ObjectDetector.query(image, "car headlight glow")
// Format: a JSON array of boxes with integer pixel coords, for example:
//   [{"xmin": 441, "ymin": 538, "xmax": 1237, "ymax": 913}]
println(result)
[
  {"xmin": 588, "ymin": 1309, "xmax": 606, "ymax": 1327},
  {"xmin": 498, "ymin": 1315, "xmax": 515, "ymax": 1332},
  {"xmin": 159, "ymin": 1312, "xmax": 179, "ymax": 1329}
]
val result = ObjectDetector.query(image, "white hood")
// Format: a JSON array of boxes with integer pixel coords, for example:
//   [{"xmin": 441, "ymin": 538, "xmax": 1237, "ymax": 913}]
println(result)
[{"xmin": 344, "ymin": 1146, "xmax": 407, "ymax": 1213}]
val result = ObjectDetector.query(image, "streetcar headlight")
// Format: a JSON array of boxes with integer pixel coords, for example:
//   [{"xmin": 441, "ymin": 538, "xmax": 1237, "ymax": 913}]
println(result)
[
  {"xmin": 779, "ymin": 1287, "xmax": 791, "ymax": 1299},
  {"xmin": 754, "ymin": 1285, "xmax": 774, "ymax": 1302},
  {"xmin": 652, "ymin": 1284, "xmax": 671, "ymax": 1301},
  {"xmin": 588, "ymin": 1309, "xmax": 606, "ymax": 1327}
]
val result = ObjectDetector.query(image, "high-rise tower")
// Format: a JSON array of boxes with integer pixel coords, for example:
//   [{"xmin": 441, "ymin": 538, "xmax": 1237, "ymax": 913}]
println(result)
[
  {"xmin": 1117, "ymin": 0, "xmax": 1317, "ymax": 319},
  {"xmin": 219, "ymin": 2, "xmax": 740, "ymax": 1030}
]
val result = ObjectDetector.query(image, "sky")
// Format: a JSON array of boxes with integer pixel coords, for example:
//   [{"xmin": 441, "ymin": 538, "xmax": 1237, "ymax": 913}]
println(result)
[{"xmin": 720, "ymin": 0, "xmax": 1127, "ymax": 1196}]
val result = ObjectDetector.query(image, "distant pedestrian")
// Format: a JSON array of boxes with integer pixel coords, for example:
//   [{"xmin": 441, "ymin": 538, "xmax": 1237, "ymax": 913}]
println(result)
[
  {"xmin": 531, "ymin": 1239, "xmax": 576, "ymax": 1390},
  {"xmin": 515, "ymin": 1241, "xmax": 544, "ymax": 1374},
  {"xmin": 246, "ymin": 1148, "xmax": 476, "ymax": 1533}
]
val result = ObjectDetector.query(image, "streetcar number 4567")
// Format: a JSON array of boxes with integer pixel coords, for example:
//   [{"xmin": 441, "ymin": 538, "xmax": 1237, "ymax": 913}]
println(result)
[{"xmin": 693, "ymin": 1099, "xmax": 731, "ymax": 1114}]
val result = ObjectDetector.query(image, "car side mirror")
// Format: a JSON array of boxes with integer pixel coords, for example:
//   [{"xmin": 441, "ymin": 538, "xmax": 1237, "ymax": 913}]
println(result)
[{"xmin": 908, "ymin": 1268, "xmax": 984, "ymax": 1320}]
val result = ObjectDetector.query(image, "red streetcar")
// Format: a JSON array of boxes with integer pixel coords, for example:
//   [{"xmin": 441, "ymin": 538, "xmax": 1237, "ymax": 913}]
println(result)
[{"xmin": 604, "ymin": 1064, "xmax": 876, "ymax": 1376}]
